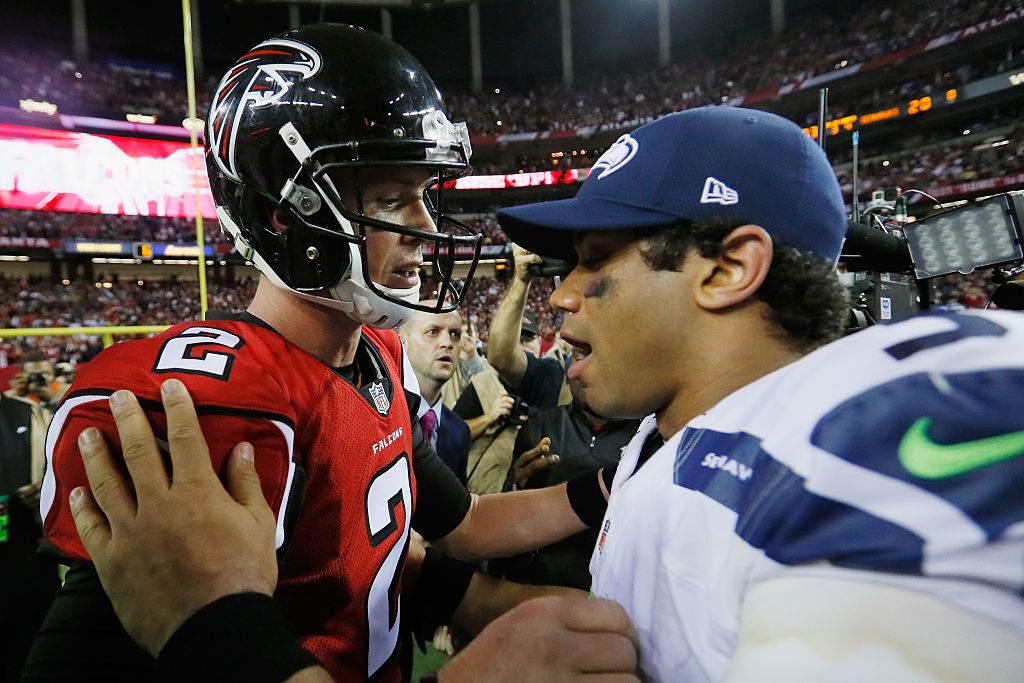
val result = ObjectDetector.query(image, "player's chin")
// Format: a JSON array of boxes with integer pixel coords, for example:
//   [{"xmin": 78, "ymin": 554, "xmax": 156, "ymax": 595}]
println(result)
[{"xmin": 580, "ymin": 381, "xmax": 640, "ymax": 420}]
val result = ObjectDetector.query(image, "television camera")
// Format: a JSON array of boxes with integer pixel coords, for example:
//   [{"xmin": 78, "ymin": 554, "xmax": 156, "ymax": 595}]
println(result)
[{"xmin": 841, "ymin": 188, "xmax": 1024, "ymax": 327}]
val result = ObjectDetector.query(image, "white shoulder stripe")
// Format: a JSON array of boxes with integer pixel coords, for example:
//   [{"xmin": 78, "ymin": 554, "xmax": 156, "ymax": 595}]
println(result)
[
  {"xmin": 40, "ymin": 393, "xmax": 111, "ymax": 523},
  {"xmin": 41, "ymin": 394, "xmax": 299, "ymax": 552},
  {"xmin": 270, "ymin": 418, "xmax": 297, "ymax": 550}
]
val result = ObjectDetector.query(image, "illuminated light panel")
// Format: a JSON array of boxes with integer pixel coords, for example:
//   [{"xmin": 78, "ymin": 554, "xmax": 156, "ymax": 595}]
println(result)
[
  {"xmin": 0, "ymin": 123, "xmax": 586, "ymax": 219},
  {"xmin": 905, "ymin": 193, "xmax": 1024, "ymax": 277}
]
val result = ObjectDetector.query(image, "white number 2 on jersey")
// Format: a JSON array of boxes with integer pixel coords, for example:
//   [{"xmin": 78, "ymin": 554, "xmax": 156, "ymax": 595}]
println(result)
[
  {"xmin": 153, "ymin": 326, "xmax": 245, "ymax": 380},
  {"xmin": 365, "ymin": 454, "xmax": 412, "ymax": 677}
]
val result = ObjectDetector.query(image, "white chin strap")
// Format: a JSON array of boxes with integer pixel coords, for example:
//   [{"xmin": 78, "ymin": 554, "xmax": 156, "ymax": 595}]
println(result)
[
  {"xmin": 217, "ymin": 205, "xmax": 419, "ymax": 330},
  {"xmin": 328, "ymin": 244, "xmax": 421, "ymax": 330}
]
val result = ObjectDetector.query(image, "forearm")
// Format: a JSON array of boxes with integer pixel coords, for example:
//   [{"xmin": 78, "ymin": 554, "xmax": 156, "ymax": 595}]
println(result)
[
  {"xmin": 487, "ymin": 277, "xmax": 532, "ymax": 387},
  {"xmin": 286, "ymin": 667, "xmax": 335, "ymax": 682},
  {"xmin": 465, "ymin": 412, "xmax": 499, "ymax": 439},
  {"xmin": 453, "ymin": 571, "xmax": 585, "ymax": 634},
  {"xmin": 433, "ymin": 484, "xmax": 588, "ymax": 562}
]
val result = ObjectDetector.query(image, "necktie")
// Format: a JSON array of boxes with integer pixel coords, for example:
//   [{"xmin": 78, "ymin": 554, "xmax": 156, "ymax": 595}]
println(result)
[{"xmin": 420, "ymin": 408, "xmax": 437, "ymax": 446}]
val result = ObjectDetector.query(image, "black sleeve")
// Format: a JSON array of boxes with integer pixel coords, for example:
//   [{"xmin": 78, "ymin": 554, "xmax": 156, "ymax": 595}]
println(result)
[
  {"xmin": 406, "ymin": 389, "xmax": 422, "ymax": 418},
  {"xmin": 21, "ymin": 562, "xmax": 158, "ymax": 682},
  {"xmin": 517, "ymin": 355, "xmax": 565, "ymax": 411},
  {"xmin": 409, "ymin": 404, "xmax": 473, "ymax": 542},
  {"xmin": 452, "ymin": 383, "xmax": 483, "ymax": 420}
]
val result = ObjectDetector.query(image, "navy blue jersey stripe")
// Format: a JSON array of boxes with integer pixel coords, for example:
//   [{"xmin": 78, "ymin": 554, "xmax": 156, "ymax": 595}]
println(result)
[
  {"xmin": 673, "ymin": 428, "xmax": 925, "ymax": 574},
  {"xmin": 811, "ymin": 368, "xmax": 1024, "ymax": 541}
]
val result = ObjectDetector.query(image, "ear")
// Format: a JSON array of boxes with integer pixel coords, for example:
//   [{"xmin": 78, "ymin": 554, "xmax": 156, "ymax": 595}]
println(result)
[
  {"xmin": 269, "ymin": 207, "xmax": 291, "ymax": 234},
  {"xmin": 693, "ymin": 224, "xmax": 773, "ymax": 311}
]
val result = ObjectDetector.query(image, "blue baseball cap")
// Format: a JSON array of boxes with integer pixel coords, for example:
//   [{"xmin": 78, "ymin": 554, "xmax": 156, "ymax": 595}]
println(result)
[{"xmin": 497, "ymin": 106, "xmax": 847, "ymax": 263}]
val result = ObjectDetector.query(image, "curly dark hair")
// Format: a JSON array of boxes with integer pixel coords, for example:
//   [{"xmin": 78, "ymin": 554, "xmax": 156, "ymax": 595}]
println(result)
[{"xmin": 637, "ymin": 217, "xmax": 849, "ymax": 352}]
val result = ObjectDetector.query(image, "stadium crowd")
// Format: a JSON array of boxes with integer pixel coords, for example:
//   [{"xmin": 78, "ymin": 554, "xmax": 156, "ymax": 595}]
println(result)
[
  {"xmin": 3, "ymin": 110, "xmax": 1023, "ymax": 248},
  {"xmin": 0, "ymin": 275, "xmax": 256, "ymax": 367},
  {"xmin": 836, "ymin": 119, "xmax": 1024, "ymax": 202},
  {"xmin": 0, "ymin": 272, "xmax": 568, "ymax": 367},
  {"xmin": 448, "ymin": 0, "xmax": 1023, "ymax": 135},
  {"xmin": 0, "ymin": 0, "xmax": 1019, "ymax": 136},
  {"xmin": 0, "ymin": 264, "xmax": 1005, "ymax": 373},
  {"xmin": 0, "ymin": 208, "xmax": 232, "ymax": 245},
  {"xmin": 1, "ymin": 0, "xmax": 1023, "ymax": 368}
]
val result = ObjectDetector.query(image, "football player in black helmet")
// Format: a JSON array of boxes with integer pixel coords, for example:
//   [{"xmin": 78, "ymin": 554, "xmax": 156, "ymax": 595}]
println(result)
[
  {"xmin": 27, "ymin": 23, "xmax": 638, "ymax": 683},
  {"xmin": 206, "ymin": 23, "xmax": 481, "ymax": 329}
]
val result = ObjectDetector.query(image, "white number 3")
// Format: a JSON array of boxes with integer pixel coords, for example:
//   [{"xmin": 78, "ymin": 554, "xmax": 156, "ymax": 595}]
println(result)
[{"xmin": 153, "ymin": 326, "xmax": 245, "ymax": 380}]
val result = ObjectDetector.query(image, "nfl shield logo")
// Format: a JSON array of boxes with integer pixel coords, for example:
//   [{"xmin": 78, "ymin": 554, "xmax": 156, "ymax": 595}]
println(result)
[{"xmin": 368, "ymin": 382, "xmax": 390, "ymax": 415}]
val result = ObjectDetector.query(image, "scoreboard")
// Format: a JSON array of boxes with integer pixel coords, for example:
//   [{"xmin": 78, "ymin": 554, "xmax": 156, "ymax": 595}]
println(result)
[{"xmin": 803, "ymin": 89, "xmax": 960, "ymax": 139}]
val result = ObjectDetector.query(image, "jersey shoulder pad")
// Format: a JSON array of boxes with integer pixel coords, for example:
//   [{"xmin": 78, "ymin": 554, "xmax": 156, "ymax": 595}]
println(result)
[{"xmin": 70, "ymin": 319, "xmax": 328, "ymax": 415}]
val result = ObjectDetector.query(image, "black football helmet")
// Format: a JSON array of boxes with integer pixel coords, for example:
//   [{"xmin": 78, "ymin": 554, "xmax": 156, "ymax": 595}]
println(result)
[{"xmin": 205, "ymin": 23, "xmax": 481, "ymax": 328}]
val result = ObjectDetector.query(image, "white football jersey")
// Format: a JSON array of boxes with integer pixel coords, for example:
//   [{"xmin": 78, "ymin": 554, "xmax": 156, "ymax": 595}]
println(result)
[{"xmin": 590, "ymin": 310, "xmax": 1024, "ymax": 681}]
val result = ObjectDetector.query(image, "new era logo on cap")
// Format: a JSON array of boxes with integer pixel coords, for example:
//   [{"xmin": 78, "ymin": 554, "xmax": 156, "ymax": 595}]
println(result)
[
  {"xmin": 592, "ymin": 133, "xmax": 639, "ymax": 179},
  {"xmin": 700, "ymin": 177, "xmax": 739, "ymax": 205}
]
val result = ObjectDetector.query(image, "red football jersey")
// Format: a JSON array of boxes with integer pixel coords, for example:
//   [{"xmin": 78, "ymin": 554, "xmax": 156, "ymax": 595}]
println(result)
[{"xmin": 41, "ymin": 320, "xmax": 416, "ymax": 681}]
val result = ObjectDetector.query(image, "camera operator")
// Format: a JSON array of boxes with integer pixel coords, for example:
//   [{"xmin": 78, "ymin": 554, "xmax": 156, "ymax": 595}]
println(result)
[
  {"xmin": 452, "ymin": 314, "xmax": 554, "ymax": 494},
  {"xmin": 2, "ymin": 361, "xmax": 62, "ymax": 679},
  {"xmin": 5, "ymin": 353, "xmax": 63, "ymax": 417},
  {"xmin": 485, "ymin": 244, "xmax": 568, "ymax": 411}
]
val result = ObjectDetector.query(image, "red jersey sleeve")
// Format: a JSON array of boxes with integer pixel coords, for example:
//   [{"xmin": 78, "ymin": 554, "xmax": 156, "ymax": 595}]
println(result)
[{"xmin": 41, "ymin": 321, "xmax": 320, "ymax": 562}]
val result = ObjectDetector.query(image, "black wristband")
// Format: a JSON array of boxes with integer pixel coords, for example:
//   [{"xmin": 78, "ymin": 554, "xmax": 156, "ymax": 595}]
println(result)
[
  {"xmin": 565, "ymin": 468, "xmax": 609, "ymax": 528},
  {"xmin": 158, "ymin": 593, "xmax": 319, "ymax": 683},
  {"xmin": 407, "ymin": 547, "xmax": 477, "ymax": 644}
]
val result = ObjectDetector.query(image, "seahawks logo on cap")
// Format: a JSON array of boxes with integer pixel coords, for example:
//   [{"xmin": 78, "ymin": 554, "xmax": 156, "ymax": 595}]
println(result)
[
  {"xmin": 592, "ymin": 134, "xmax": 639, "ymax": 179},
  {"xmin": 208, "ymin": 38, "xmax": 323, "ymax": 182}
]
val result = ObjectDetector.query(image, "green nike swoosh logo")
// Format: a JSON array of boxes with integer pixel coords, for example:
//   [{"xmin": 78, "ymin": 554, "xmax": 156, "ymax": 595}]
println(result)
[{"xmin": 898, "ymin": 417, "xmax": 1024, "ymax": 479}]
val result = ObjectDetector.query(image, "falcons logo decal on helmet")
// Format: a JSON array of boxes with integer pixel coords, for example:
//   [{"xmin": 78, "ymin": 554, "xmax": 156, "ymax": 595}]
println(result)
[{"xmin": 207, "ymin": 38, "xmax": 323, "ymax": 182}]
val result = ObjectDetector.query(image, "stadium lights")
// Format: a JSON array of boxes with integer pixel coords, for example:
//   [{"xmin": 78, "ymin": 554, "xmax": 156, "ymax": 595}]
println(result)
[
  {"xmin": 903, "ymin": 191, "xmax": 1024, "ymax": 278},
  {"xmin": 19, "ymin": 99, "xmax": 57, "ymax": 115},
  {"xmin": 182, "ymin": 117, "xmax": 205, "ymax": 133}
]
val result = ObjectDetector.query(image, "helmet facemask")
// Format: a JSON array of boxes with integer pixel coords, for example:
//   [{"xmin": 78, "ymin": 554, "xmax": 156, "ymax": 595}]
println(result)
[{"xmin": 268, "ymin": 118, "xmax": 481, "ymax": 328}]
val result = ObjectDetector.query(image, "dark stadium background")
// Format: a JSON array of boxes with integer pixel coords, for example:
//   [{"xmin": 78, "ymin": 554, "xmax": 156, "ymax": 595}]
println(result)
[
  {"xmin": 6, "ymin": 0, "xmax": 824, "ymax": 85},
  {"xmin": 2, "ymin": 0, "xmax": 1024, "ymax": 384}
]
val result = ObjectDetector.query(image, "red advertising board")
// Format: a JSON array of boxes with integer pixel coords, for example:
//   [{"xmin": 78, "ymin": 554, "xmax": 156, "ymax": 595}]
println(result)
[{"xmin": 0, "ymin": 123, "xmax": 216, "ymax": 218}]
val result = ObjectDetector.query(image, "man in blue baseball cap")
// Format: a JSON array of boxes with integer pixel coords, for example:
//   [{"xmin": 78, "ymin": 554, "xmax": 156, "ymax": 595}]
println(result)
[
  {"xmin": 42, "ymin": 106, "xmax": 1024, "ymax": 682},
  {"xmin": 496, "ymin": 105, "xmax": 1024, "ymax": 681}
]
